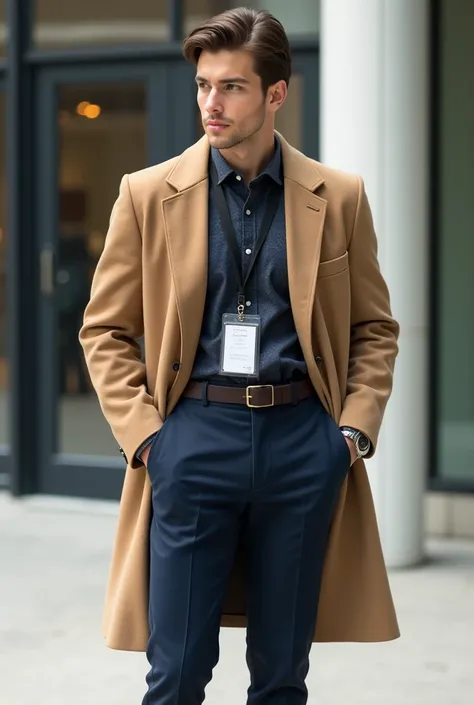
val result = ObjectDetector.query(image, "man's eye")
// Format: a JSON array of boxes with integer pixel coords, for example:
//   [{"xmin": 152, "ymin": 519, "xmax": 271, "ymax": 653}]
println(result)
[
  {"xmin": 197, "ymin": 82, "xmax": 209, "ymax": 89},
  {"xmin": 226, "ymin": 84, "xmax": 240, "ymax": 91}
]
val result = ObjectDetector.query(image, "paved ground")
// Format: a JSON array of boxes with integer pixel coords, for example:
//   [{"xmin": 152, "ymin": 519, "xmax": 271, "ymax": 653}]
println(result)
[{"xmin": 1, "ymin": 492, "xmax": 473, "ymax": 705}]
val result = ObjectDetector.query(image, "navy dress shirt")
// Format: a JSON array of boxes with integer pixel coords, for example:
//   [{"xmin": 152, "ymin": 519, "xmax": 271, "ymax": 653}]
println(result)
[{"xmin": 191, "ymin": 137, "xmax": 307, "ymax": 385}]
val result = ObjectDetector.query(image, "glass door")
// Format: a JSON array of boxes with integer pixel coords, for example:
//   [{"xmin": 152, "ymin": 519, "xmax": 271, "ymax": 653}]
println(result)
[
  {"xmin": 34, "ymin": 62, "xmax": 195, "ymax": 498},
  {"xmin": 433, "ymin": 0, "xmax": 474, "ymax": 490}
]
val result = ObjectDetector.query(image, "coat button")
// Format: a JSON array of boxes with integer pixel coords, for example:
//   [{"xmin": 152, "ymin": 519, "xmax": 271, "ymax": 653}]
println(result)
[
  {"xmin": 172, "ymin": 361, "xmax": 181, "ymax": 372},
  {"xmin": 315, "ymin": 356, "xmax": 323, "ymax": 364}
]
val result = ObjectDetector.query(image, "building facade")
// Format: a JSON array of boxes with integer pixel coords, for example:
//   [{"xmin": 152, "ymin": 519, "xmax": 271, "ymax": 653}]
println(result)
[{"xmin": 0, "ymin": 1, "xmax": 472, "ymax": 562}]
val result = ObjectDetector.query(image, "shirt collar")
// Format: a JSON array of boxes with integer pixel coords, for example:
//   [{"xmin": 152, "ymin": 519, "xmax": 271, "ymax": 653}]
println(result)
[{"xmin": 210, "ymin": 136, "xmax": 283, "ymax": 186}]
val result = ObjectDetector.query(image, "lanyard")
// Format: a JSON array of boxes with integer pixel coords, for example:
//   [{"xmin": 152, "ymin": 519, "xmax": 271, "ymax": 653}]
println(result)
[{"xmin": 210, "ymin": 162, "xmax": 281, "ymax": 320}]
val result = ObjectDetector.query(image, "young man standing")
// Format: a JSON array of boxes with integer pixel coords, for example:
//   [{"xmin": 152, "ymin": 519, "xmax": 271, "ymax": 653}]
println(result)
[{"xmin": 80, "ymin": 7, "xmax": 400, "ymax": 704}]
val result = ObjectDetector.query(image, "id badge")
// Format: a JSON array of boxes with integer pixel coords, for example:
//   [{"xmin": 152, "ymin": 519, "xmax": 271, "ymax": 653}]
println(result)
[{"xmin": 219, "ymin": 313, "xmax": 261, "ymax": 377}]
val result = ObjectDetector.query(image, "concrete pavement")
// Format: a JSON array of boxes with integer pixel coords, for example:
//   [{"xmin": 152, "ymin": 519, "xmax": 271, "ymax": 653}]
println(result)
[{"xmin": 1, "ymin": 491, "xmax": 473, "ymax": 705}]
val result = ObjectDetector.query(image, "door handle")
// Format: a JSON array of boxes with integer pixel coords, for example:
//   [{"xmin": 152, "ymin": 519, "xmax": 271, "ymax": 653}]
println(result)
[{"xmin": 40, "ymin": 245, "xmax": 55, "ymax": 296}]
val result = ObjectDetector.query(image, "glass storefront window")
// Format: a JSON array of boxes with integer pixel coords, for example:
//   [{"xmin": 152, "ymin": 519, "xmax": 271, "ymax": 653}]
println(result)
[
  {"xmin": 184, "ymin": 0, "xmax": 320, "ymax": 36},
  {"xmin": 0, "ymin": 0, "xmax": 6, "ymax": 56},
  {"xmin": 56, "ymin": 82, "xmax": 147, "ymax": 456},
  {"xmin": 0, "ymin": 91, "xmax": 8, "ymax": 446},
  {"xmin": 34, "ymin": 0, "xmax": 169, "ymax": 50},
  {"xmin": 437, "ymin": 0, "xmax": 474, "ymax": 482}
]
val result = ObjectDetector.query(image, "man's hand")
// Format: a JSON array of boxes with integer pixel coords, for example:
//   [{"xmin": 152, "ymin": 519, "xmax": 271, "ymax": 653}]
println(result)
[
  {"xmin": 141, "ymin": 444, "xmax": 152, "ymax": 467},
  {"xmin": 344, "ymin": 437, "xmax": 358, "ymax": 466}
]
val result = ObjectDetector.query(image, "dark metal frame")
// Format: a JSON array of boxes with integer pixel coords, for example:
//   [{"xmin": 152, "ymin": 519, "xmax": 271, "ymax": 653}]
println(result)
[
  {"xmin": 5, "ymin": 0, "xmax": 37, "ymax": 495},
  {"xmin": 0, "ymin": 72, "xmax": 7, "ymax": 490},
  {"xmin": 427, "ymin": 0, "xmax": 441, "ymax": 492},
  {"xmin": 34, "ymin": 61, "xmax": 196, "ymax": 500},
  {"xmin": 4, "ymin": 0, "xmax": 320, "ymax": 500}
]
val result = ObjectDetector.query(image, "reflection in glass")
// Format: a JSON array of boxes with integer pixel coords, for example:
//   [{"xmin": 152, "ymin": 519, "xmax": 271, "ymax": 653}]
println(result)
[
  {"xmin": 437, "ymin": 0, "xmax": 474, "ymax": 481},
  {"xmin": 184, "ymin": 0, "xmax": 319, "ymax": 36},
  {"xmin": 57, "ymin": 83, "xmax": 147, "ymax": 455},
  {"xmin": 34, "ymin": 0, "xmax": 169, "ymax": 49},
  {"xmin": 0, "ymin": 92, "xmax": 8, "ymax": 446},
  {"xmin": 185, "ymin": 0, "xmax": 233, "ymax": 34}
]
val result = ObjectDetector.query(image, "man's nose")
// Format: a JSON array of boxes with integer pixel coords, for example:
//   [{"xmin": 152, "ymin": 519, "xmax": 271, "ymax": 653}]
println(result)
[{"xmin": 205, "ymin": 89, "xmax": 223, "ymax": 115}]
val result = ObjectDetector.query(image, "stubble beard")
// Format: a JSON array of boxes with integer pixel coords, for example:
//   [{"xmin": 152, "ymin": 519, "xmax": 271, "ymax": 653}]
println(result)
[{"xmin": 208, "ymin": 103, "xmax": 267, "ymax": 151}]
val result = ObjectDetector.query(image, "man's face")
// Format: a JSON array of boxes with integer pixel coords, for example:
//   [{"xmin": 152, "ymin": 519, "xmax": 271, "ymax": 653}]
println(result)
[{"xmin": 196, "ymin": 49, "xmax": 271, "ymax": 150}]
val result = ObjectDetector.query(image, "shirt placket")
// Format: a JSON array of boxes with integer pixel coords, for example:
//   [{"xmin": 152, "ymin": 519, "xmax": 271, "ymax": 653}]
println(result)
[{"xmin": 242, "ymin": 184, "xmax": 258, "ymax": 315}]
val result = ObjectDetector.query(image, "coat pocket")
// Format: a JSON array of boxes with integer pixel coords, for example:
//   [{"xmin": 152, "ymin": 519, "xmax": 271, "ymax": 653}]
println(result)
[{"xmin": 318, "ymin": 251, "xmax": 349, "ymax": 279}]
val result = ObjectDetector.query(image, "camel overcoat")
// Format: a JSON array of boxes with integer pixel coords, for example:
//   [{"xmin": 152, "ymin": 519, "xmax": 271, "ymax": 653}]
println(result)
[{"xmin": 79, "ymin": 133, "xmax": 400, "ymax": 651}]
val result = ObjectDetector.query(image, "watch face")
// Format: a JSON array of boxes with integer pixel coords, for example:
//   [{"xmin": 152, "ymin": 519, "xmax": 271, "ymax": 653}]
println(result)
[{"xmin": 357, "ymin": 435, "xmax": 370, "ymax": 454}]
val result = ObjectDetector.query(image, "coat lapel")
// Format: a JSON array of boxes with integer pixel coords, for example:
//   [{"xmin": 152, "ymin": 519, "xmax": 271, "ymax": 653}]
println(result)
[
  {"xmin": 162, "ymin": 137, "xmax": 210, "ymax": 399},
  {"xmin": 279, "ymin": 136, "xmax": 332, "ymax": 408}
]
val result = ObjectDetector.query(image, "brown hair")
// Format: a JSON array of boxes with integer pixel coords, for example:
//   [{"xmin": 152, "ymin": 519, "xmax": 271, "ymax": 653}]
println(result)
[{"xmin": 182, "ymin": 7, "xmax": 291, "ymax": 93}]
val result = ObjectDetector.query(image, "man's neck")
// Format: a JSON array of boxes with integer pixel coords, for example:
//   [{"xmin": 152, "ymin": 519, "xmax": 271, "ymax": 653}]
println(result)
[{"xmin": 219, "ymin": 134, "xmax": 276, "ymax": 184}]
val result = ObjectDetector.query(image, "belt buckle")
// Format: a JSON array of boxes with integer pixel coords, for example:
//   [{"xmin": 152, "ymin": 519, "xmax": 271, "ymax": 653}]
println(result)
[{"xmin": 245, "ymin": 385, "xmax": 275, "ymax": 408}]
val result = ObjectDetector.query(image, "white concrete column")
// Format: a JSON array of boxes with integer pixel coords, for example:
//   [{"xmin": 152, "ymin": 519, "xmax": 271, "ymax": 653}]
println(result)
[{"xmin": 320, "ymin": 0, "xmax": 430, "ymax": 567}]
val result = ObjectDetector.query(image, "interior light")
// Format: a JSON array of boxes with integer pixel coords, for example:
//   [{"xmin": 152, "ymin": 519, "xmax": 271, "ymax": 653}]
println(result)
[
  {"xmin": 76, "ymin": 101, "xmax": 90, "ymax": 116},
  {"xmin": 84, "ymin": 104, "xmax": 101, "ymax": 119}
]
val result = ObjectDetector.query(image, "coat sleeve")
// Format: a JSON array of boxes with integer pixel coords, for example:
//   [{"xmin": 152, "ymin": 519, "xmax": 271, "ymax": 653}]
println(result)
[
  {"xmin": 79, "ymin": 175, "xmax": 163, "ymax": 467},
  {"xmin": 338, "ymin": 176, "xmax": 400, "ymax": 456}
]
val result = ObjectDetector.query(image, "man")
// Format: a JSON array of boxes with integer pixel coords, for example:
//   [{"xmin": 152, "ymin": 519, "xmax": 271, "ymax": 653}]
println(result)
[{"xmin": 80, "ymin": 7, "xmax": 400, "ymax": 704}]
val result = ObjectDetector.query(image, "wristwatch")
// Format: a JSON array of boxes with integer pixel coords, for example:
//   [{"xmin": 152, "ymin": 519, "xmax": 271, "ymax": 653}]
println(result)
[{"xmin": 340, "ymin": 426, "xmax": 371, "ymax": 459}]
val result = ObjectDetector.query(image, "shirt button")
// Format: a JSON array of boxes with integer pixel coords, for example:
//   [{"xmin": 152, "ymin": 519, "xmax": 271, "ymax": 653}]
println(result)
[
  {"xmin": 246, "ymin": 301, "xmax": 252, "ymax": 307},
  {"xmin": 245, "ymin": 209, "xmax": 251, "ymax": 216},
  {"xmin": 245, "ymin": 248, "xmax": 252, "ymax": 255},
  {"xmin": 236, "ymin": 175, "xmax": 242, "ymax": 181}
]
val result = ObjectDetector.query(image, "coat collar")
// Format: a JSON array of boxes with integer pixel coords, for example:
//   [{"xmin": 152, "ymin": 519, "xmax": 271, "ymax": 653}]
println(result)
[
  {"xmin": 210, "ymin": 135, "xmax": 283, "ymax": 186},
  {"xmin": 165, "ymin": 132, "xmax": 325, "ymax": 194}
]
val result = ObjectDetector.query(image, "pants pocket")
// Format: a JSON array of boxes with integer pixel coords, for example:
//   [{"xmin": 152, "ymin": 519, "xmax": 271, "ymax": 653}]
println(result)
[
  {"xmin": 147, "ymin": 416, "xmax": 172, "ymax": 482},
  {"xmin": 326, "ymin": 412, "xmax": 351, "ymax": 469}
]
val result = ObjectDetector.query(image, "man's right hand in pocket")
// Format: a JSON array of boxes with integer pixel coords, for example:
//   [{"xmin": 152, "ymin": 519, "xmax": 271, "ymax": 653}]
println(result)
[{"xmin": 141, "ymin": 444, "xmax": 152, "ymax": 467}]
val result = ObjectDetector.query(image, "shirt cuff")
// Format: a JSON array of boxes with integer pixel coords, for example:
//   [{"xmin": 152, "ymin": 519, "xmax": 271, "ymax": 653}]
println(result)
[{"xmin": 135, "ymin": 433, "xmax": 157, "ymax": 463}]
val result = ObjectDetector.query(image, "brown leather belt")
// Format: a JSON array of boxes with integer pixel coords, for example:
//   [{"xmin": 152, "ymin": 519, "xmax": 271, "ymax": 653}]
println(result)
[{"xmin": 183, "ymin": 379, "xmax": 314, "ymax": 408}]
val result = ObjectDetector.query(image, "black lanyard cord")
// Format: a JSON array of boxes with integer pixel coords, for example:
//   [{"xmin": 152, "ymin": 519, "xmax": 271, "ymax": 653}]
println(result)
[{"xmin": 210, "ymin": 163, "xmax": 281, "ymax": 311}]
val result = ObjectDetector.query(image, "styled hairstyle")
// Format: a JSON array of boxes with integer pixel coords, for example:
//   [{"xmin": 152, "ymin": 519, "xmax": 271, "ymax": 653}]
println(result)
[{"xmin": 182, "ymin": 7, "xmax": 291, "ymax": 93}]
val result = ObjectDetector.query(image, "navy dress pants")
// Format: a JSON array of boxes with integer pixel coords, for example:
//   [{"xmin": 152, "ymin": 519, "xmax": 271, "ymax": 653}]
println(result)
[{"xmin": 143, "ymin": 393, "xmax": 350, "ymax": 705}]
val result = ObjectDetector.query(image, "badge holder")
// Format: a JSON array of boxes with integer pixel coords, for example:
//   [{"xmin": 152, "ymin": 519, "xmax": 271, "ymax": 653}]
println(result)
[{"xmin": 219, "ymin": 302, "xmax": 261, "ymax": 378}]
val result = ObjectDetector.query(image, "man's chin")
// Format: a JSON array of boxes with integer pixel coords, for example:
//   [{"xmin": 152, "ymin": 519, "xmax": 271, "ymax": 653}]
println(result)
[
  {"xmin": 207, "ymin": 136, "xmax": 231, "ymax": 150},
  {"xmin": 206, "ymin": 130, "xmax": 239, "ymax": 150}
]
